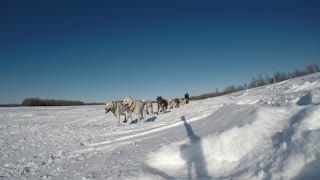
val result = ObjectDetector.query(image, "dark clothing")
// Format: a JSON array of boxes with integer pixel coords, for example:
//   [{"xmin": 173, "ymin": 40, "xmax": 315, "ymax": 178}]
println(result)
[{"xmin": 185, "ymin": 93, "xmax": 189, "ymax": 104}]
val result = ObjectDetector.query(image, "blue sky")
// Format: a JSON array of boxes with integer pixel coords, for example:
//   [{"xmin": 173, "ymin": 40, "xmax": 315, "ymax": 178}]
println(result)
[{"xmin": 1, "ymin": 0, "xmax": 320, "ymax": 104}]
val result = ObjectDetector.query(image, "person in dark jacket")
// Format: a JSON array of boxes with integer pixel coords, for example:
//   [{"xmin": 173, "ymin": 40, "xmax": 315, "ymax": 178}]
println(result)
[{"xmin": 185, "ymin": 92, "xmax": 189, "ymax": 104}]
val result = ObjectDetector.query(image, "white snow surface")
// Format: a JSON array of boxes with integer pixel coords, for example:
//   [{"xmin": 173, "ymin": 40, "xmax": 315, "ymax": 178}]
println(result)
[{"xmin": 1, "ymin": 73, "xmax": 320, "ymax": 180}]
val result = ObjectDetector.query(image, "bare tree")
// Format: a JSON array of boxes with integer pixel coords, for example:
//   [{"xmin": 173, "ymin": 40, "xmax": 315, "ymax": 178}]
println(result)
[
  {"xmin": 306, "ymin": 64, "xmax": 316, "ymax": 74},
  {"xmin": 314, "ymin": 63, "xmax": 320, "ymax": 72}
]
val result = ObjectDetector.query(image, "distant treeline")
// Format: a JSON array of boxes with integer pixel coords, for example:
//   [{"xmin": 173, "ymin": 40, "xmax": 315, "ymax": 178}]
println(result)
[
  {"xmin": 22, "ymin": 98, "xmax": 85, "ymax": 106},
  {"xmin": 190, "ymin": 63, "xmax": 320, "ymax": 101},
  {"xmin": 0, "ymin": 99, "xmax": 104, "ymax": 107},
  {"xmin": 0, "ymin": 104, "xmax": 22, "ymax": 107}
]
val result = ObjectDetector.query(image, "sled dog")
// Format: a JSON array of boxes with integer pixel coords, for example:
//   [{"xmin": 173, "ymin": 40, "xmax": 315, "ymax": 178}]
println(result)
[
  {"xmin": 156, "ymin": 96, "xmax": 168, "ymax": 114},
  {"xmin": 167, "ymin": 98, "xmax": 175, "ymax": 109},
  {"xmin": 174, "ymin": 98, "xmax": 180, "ymax": 107},
  {"xmin": 179, "ymin": 98, "xmax": 187, "ymax": 106},
  {"xmin": 105, "ymin": 101, "xmax": 131, "ymax": 126},
  {"xmin": 142, "ymin": 99, "xmax": 153, "ymax": 114},
  {"xmin": 123, "ymin": 96, "xmax": 146, "ymax": 123}
]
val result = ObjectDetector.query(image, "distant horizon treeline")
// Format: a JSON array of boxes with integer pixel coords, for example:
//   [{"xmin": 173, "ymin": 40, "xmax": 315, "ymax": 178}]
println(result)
[
  {"xmin": 22, "ymin": 98, "xmax": 85, "ymax": 106},
  {"xmin": 0, "ymin": 104, "xmax": 22, "ymax": 107},
  {"xmin": 190, "ymin": 63, "xmax": 320, "ymax": 101},
  {"xmin": 20, "ymin": 98, "xmax": 104, "ymax": 106}
]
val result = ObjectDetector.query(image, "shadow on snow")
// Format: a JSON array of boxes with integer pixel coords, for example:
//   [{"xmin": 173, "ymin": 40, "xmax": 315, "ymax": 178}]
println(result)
[{"xmin": 180, "ymin": 116, "xmax": 211, "ymax": 180}]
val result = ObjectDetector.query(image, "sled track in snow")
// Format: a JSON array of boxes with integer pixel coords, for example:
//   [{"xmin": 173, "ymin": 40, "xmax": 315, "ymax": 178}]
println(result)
[{"xmin": 74, "ymin": 113, "xmax": 212, "ymax": 154}]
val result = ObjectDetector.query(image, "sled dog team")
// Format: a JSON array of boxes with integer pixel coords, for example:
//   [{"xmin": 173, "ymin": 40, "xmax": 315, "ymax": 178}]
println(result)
[{"xmin": 105, "ymin": 96, "xmax": 189, "ymax": 125}]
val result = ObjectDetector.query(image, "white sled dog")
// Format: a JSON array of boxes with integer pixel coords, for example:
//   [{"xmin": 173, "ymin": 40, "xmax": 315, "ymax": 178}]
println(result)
[
  {"xmin": 179, "ymin": 98, "xmax": 188, "ymax": 106},
  {"xmin": 105, "ymin": 101, "xmax": 131, "ymax": 126},
  {"xmin": 167, "ymin": 98, "xmax": 176, "ymax": 109},
  {"xmin": 142, "ymin": 99, "xmax": 153, "ymax": 114},
  {"xmin": 123, "ymin": 96, "xmax": 146, "ymax": 123}
]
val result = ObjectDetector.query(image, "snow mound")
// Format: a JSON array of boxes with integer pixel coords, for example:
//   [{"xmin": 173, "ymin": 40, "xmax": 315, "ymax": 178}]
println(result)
[
  {"xmin": 296, "ymin": 89, "xmax": 320, "ymax": 106},
  {"xmin": 146, "ymin": 103, "xmax": 320, "ymax": 179}
]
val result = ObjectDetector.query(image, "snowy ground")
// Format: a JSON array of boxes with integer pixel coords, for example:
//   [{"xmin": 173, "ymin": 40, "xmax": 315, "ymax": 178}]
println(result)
[{"xmin": 1, "ymin": 73, "xmax": 320, "ymax": 180}]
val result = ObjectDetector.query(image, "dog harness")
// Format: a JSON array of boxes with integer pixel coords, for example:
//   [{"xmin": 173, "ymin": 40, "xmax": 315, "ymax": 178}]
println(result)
[
  {"xmin": 111, "ymin": 101, "xmax": 118, "ymax": 114},
  {"xmin": 129, "ymin": 100, "xmax": 136, "ymax": 112}
]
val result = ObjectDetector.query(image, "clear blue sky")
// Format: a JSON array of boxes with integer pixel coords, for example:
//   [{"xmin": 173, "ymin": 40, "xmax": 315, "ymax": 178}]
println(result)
[{"xmin": 1, "ymin": 0, "xmax": 319, "ymax": 104}]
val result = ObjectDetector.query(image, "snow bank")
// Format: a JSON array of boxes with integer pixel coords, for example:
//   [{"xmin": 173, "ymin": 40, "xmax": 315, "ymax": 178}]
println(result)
[
  {"xmin": 146, "ymin": 102, "xmax": 320, "ymax": 179},
  {"xmin": 296, "ymin": 89, "xmax": 320, "ymax": 106},
  {"xmin": 146, "ymin": 105, "xmax": 292, "ymax": 178}
]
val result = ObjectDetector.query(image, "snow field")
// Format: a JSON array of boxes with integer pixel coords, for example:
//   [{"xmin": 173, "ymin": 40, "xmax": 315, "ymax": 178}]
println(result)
[{"xmin": 0, "ymin": 73, "xmax": 320, "ymax": 179}]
